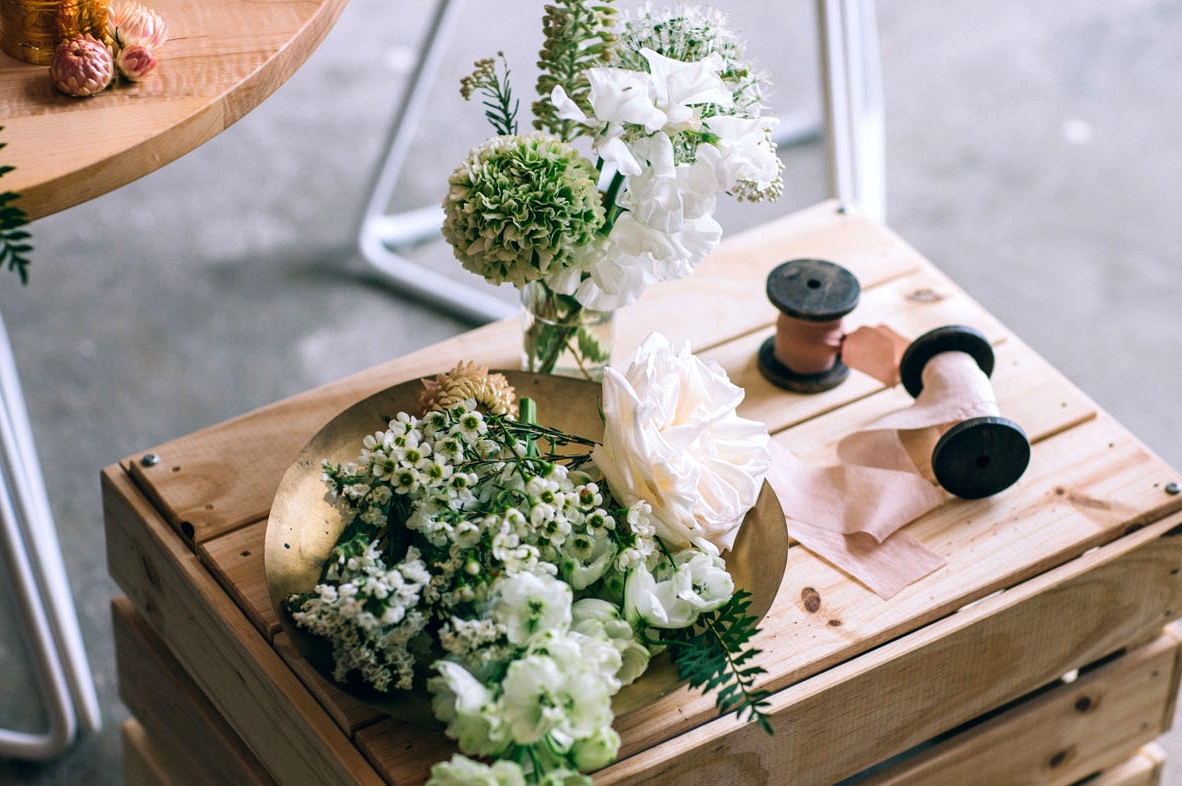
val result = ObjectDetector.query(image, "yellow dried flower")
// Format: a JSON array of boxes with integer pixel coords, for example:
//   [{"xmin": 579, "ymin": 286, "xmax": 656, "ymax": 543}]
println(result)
[{"xmin": 419, "ymin": 362, "xmax": 518, "ymax": 417}]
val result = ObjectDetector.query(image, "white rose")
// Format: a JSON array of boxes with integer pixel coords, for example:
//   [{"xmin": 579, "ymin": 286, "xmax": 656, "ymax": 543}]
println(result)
[{"xmin": 593, "ymin": 333, "xmax": 770, "ymax": 551}]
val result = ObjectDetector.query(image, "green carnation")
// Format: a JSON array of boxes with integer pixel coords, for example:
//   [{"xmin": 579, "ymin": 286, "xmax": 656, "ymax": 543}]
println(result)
[{"xmin": 442, "ymin": 133, "xmax": 605, "ymax": 288}]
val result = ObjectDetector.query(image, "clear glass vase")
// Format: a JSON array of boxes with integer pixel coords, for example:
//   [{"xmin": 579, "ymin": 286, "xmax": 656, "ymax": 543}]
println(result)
[{"xmin": 520, "ymin": 280, "xmax": 614, "ymax": 381}]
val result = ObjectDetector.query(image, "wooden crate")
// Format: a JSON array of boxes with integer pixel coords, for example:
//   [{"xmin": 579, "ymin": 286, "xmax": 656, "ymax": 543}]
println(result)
[{"xmin": 104, "ymin": 202, "xmax": 1182, "ymax": 785}]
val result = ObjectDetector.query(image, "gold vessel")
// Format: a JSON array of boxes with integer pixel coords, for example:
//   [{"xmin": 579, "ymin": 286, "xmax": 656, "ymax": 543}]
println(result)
[{"xmin": 0, "ymin": 0, "xmax": 109, "ymax": 65}]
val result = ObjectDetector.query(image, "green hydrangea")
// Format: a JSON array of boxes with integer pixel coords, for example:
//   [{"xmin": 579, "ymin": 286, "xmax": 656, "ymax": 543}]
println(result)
[{"xmin": 442, "ymin": 133, "xmax": 605, "ymax": 288}]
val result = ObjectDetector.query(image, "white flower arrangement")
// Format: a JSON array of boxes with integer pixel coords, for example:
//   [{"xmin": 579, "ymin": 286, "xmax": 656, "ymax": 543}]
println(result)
[
  {"xmin": 442, "ymin": 0, "xmax": 782, "ymax": 377},
  {"xmin": 286, "ymin": 334, "xmax": 773, "ymax": 785}
]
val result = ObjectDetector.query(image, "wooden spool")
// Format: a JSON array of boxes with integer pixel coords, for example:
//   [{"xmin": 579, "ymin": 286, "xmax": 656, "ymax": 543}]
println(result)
[
  {"xmin": 899, "ymin": 325, "xmax": 1031, "ymax": 499},
  {"xmin": 759, "ymin": 258, "xmax": 861, "ymax": 393}
]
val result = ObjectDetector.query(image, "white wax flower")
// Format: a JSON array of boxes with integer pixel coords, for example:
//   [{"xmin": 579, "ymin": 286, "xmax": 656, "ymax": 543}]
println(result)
[
  {"xmin": 594, "ymin": 333, "xmax": 771, "ymax": 551},
  {"xmin": 490, "ymin": 572, "xmax": 572, "ymax": 645}
]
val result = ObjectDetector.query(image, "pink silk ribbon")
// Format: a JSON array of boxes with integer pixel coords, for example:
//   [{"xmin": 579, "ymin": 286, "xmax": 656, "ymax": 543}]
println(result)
[{"xmin": 767, "ymin": 350, "xmax": 1004, "ymax": 598}]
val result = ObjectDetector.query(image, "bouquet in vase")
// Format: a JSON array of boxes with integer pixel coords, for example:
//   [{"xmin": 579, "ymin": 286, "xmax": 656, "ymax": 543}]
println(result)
[
  {"xmin": 441, "ymin": 1, "xmax": 783, "ymax": 380},
  {"xmin": 284, "ymin": 334, "xmax": 774, "ymax": 785}
]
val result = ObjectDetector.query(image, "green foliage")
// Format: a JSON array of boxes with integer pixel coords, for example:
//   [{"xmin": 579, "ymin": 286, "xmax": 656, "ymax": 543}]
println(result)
[
  {"xmin": 533, "ymin": 0, "xmax": 618, "ymax": 141},
  {"xmin": 0, "ymin": 128, "xmax": 32, "ymax": 286},
  {"xmin": 460, "ymin": 53, "xmax": 520, "ymax": 136},
  {"xmin": 664, "ymin": 589, "xmax": 773, "ymax": 734}
]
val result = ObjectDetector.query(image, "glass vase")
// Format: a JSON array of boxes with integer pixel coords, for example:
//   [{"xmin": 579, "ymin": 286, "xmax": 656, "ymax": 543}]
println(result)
[
  {"xmin": 0, "ymin": 0, "xmax": 108, "ymax": 64},
  {"xmin": 520, "ymin": 280, "xmax": 614, "ymax": 382}
]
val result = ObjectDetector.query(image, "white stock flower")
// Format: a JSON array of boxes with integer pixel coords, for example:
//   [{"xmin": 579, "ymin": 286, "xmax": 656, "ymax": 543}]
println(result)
[
  {"xmin": 593, "ymin": 333, "xmax": 771, "ymax": 551},
  {"xmin": 571, "ymin": 598, "xmax": 650, "ymax": 686},
  {"xmin": 429, "ymin": 661, "xmax": 508, "ymax": 756},
  {"xmin": 499, "ymin": 652, "xmax": 614, "ymax": 745},
  {"xmin": 426, "ymin": 755, "xmax": 526, "ymax": 786},
  {"xmin": 570, "ymin": 726, "xmax": 622, "ymax": 771},
  {"xmin": 490, "ymin": 572, "xmax": 572, "ymax": 645},
  {"xmin": 623, "ymin": 546, "xmax": 732, "ymax": 630}
]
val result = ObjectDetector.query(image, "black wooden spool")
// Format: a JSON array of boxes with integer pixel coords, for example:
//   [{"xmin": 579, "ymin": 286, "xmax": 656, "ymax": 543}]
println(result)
[
  {"xmin": 898, "ymin": 325, "xmax": 1031, "ymax": 499},
  {"xmin": 758, "ymin": 258, "xmax": 861, "ymax": 394}
]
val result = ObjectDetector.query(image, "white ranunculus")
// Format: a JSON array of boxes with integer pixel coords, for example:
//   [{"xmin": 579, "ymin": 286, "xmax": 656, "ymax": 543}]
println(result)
[
  {"xmin": 593, "ymin": 333, "xmax": 771, "ymax": 551},
  {"xmin": 490, "ymin": 572, "xmax": 572, "ymax": 645}
]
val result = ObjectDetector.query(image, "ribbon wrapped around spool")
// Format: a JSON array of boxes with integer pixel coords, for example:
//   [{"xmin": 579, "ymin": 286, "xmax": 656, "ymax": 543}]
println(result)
[{"xmin": 760, "ymin": 260, "xmax": 1032, "ymax": 597}]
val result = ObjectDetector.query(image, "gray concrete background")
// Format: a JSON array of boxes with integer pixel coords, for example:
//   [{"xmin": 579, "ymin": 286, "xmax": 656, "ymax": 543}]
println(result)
[{"xmin": 1, "ymin": 0, "xmax": 1180, "ymax": 782}]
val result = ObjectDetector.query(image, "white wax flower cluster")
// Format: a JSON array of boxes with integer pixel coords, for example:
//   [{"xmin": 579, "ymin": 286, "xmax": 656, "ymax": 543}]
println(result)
[{"xmin": 547, "ymin": 48, "xmax": 781, "ymax": 311}]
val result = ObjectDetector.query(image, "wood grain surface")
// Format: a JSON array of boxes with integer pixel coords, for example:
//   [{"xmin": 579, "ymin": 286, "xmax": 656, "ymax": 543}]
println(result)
[{"xmin": 0, "ymin": 0, "xmax": 348, "ymax": 219}]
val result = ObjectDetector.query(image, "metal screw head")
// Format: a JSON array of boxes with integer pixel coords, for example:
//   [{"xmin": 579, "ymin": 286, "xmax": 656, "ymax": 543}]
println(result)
[
  {"xmin": 140, "ymin": 453, "xmax": 160, "ymax": 467},
  {"xmin": 1166, "ymin": 481, "xmax": 1181, "ymax": 495}
]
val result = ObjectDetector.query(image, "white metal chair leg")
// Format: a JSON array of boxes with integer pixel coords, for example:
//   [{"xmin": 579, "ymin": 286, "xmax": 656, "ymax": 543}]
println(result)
[
  {"xmin": 0, "ymin": 308, "xmax": 100, "ymax": 760},
  {"xmin": 358, "ymin": 0, "xmax": 515, "ymax": 324},
  {"xmin": 817, "ymin": 0, "xmax": 886, "ymax": 223}
]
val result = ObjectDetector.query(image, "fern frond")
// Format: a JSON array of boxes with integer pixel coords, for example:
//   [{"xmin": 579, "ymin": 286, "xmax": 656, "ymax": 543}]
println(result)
[
  {"xmin": 533, "ymin": 0, "xmax": 618, "ymax": 141},
  {"xmin": 664, "ymin": 589, "xmax": 774, "ymax": 735},
  {"xmin": 0, "ymin": 127, "xmax": 32, "ymax": 286}
]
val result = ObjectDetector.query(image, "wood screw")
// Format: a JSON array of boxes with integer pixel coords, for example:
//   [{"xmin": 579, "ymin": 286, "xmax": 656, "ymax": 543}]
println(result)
[
  {"xmin": 1166, "ymin": 481, "xmax": 1181, "ymax": 495},
  {"xmin": 140, "ymin": 453, "xmax": 160, "ymax": 467}
]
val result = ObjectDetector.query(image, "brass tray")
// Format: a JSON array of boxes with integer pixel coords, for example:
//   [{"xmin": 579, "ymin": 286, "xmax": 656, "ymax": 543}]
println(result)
[{"xmin": 265, "ymin": 371, "xmax": 788, "ymax": 717}]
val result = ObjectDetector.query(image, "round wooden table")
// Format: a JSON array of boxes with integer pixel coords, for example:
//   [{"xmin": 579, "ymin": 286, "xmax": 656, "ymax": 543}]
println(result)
[
  {"xmin": 0, "ymin": 0, "xmax": 348, "ymax": 760},
  {"xmin": 0, "ymin": 0, "xmax": 349, "ymax": 221}
]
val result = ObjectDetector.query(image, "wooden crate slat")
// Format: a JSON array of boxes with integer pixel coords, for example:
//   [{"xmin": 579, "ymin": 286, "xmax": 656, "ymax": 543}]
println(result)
[
  {"xmin": 592, "ymin": 517, "xmax": 1182, "ymax": 786},
  {"xmin": 198, "ymin": 519, "xmax": 282, "ymax": 640},
  {"xmin": 121, "ymin": 719, "xmax": 180, "ymax": 786},
  {"xmin": 112, "ymin": 597, "xmax": 277, "ymax": 786},
  {"xmin": 273, "ymin": 632, "xmax": 387, "ymax": 736},
  {"xmin": 855, "ymin": 627, "xmax": 1181, "ymax": 785},
  {"xmin": 355, "ymin": 718, "xmax": 458, "ymax": 786},
  {"xmin": 104, "ymin": 468, "xmax": 385, "ymax": 786},
  {"xmin": 1089, "ymin": 743, "xmax": 1167, "ymax": 786}
]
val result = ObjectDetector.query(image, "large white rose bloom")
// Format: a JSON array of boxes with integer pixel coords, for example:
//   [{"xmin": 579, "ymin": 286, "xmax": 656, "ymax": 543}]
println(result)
[{"xmin": 593, "ymin": 333, "xmax": 770, "ymax": 551}]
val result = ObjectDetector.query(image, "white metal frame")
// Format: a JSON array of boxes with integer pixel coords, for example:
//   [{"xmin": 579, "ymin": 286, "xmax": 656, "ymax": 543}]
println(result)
[
  {"xmin": 358, "ymin": 0, "xmax": 886, "ymax": 323},
  {"xmin": 0, "ymin": 310, "xmax": 101, "ymax": 759}
]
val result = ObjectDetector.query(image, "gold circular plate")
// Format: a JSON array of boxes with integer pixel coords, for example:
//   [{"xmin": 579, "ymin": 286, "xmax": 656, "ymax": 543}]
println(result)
[{"xmin": 265, "ymin": 372, "xmax": 788, "ymax": 715}]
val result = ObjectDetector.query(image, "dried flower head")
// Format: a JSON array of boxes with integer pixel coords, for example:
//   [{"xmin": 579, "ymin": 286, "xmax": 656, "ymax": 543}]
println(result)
[
  {"xmin": 108, "ymin": 1, "xmax": 167, "ymax": 50},
  {"xmin": 115, "ymin": 42, "xmax": 156, "ymax": 81},
  {"xmin": 419, "ymin": 362, "xmax": 518, "ymax": 417},
  {"xmin": 49, "ymin": 35, "xmax": 115, "ymax": 97},
  {"xmin": 441, "ymin": 133, "xmax": 605, "ymax": 288}
]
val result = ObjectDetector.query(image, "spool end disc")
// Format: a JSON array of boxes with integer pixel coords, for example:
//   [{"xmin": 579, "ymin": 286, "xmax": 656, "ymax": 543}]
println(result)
[
  {"xmin": 758, "ymin": 337, "xmax": 850, "ymax": 394},
  {"xmin": 932, "ymin": 416, "xmax": 1030, "ymax": 499},
  {"xmin": 899, "ymin": 325, "xmax": 994, "ymax": 398},
  {"xmin": 766, "ymin": 258, "xmax": 860, "ymax": 322}
]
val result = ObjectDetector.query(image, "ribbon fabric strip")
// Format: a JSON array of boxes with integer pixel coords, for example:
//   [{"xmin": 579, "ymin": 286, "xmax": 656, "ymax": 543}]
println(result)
[{"xmin": 767, "ymin": 349, "xmax": 1006, "ymax": 599}]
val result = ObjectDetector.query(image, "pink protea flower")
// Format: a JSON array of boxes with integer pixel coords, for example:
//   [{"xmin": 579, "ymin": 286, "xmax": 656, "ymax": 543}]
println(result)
[
  {"xmin": 107, "ymin": 1, "xmax": 168, "ymax": 50},
  {"xmin": 116, "ymin": 43, "xmax": 157, "ymax": 81},
  {"xmin": 49, "ymin": 35, "xmax": 115, "ymax": 97}
]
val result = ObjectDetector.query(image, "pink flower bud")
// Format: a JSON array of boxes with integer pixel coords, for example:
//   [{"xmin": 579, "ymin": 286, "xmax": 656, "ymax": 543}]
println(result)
[
  {"xmin": 49, "ymin": 35, "xmax": 115, "ymax": 97},
  {"xmin": 116, "ymin": 43, "xmax": 157, "ymax": 81}
]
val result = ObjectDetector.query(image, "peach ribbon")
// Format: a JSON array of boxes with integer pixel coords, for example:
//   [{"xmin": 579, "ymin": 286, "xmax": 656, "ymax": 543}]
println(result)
[{"xmin": 767, "ymin": 350, "xmax": 1004, "ymax": 599}]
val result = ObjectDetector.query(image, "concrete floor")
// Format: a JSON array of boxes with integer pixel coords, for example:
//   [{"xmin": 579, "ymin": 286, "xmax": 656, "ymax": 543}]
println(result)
[{"xmin": 2, "ymin": 0, "xmax": 1181, "ymax": 782}]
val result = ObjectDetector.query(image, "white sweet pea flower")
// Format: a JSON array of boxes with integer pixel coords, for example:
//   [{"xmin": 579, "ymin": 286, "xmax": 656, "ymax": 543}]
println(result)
[
  {"xmin": 700, "ymin": 114, "xmax": 782, "ymax": 192},
  {"xmin": 639, "ymin": 48, "xmax": 731, "ymax": 134},
  {"xmin": 491, "ymin": 572, "xmax": 572, "ymax": 645},
  {"xmin": 586, "ymin": 65, "xmax": 667, "ymax": 133},
  {"xmin": 593, "ymin": 333, "xmax": 770, "ymax": 551}
]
